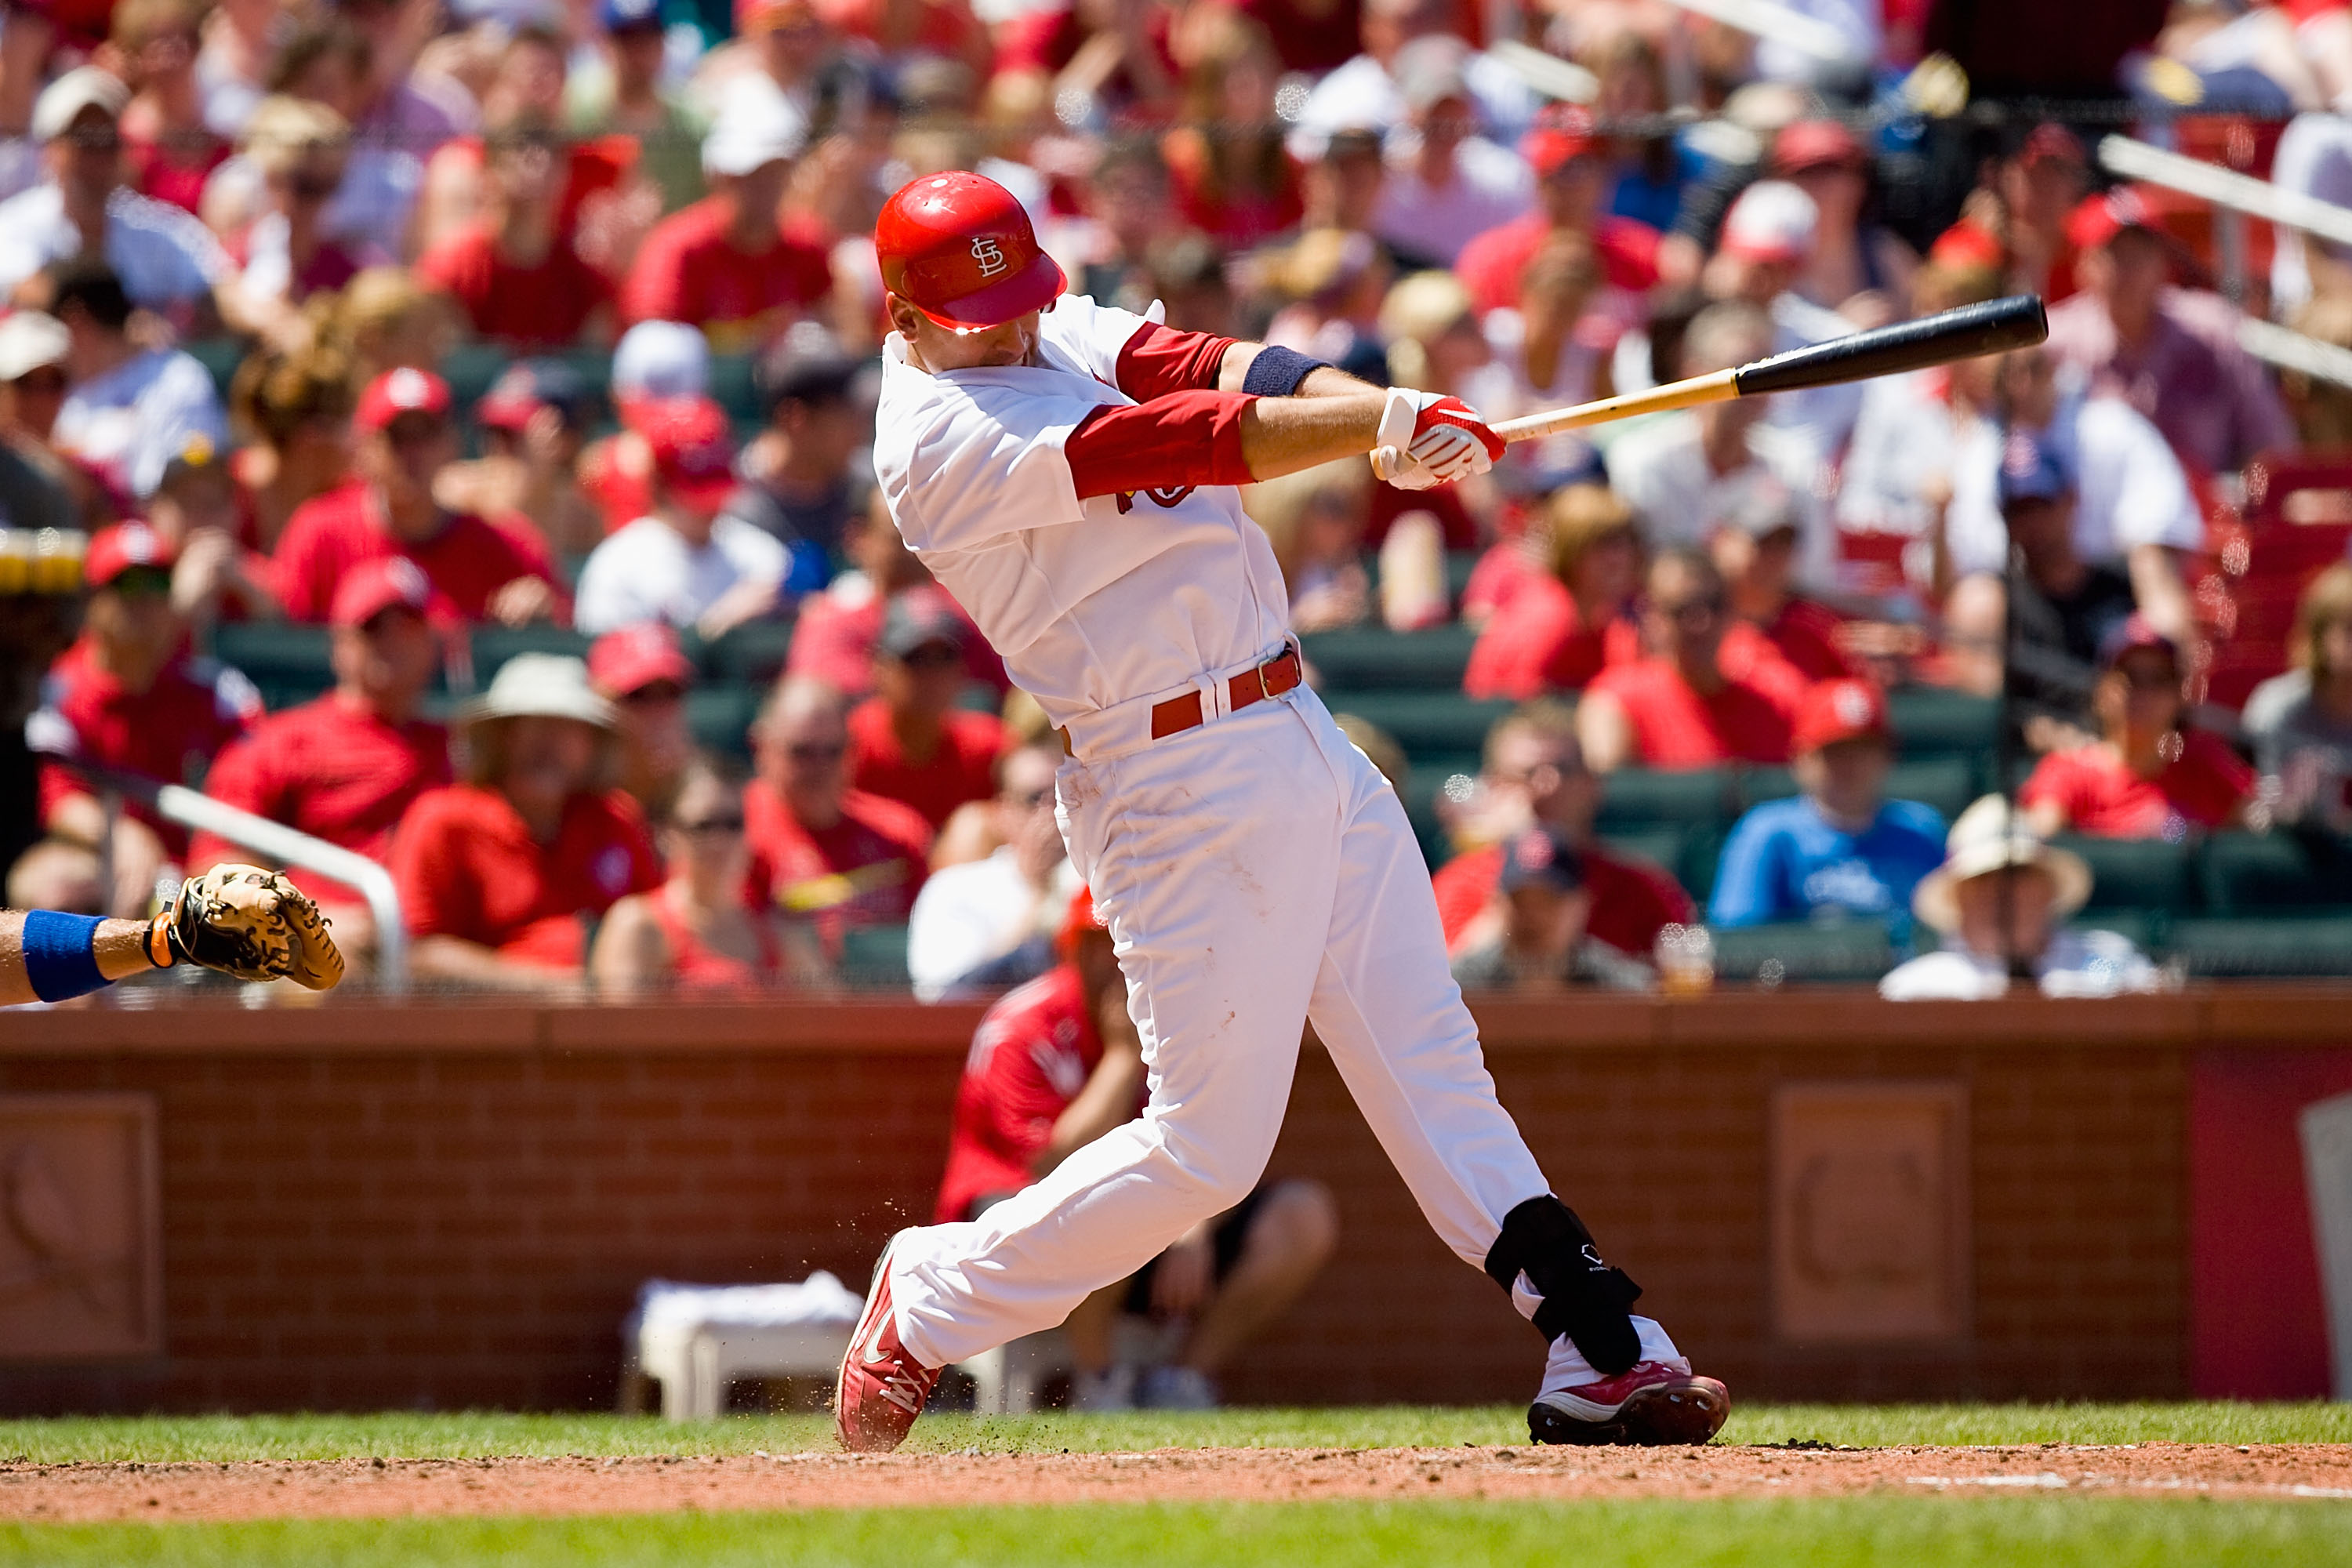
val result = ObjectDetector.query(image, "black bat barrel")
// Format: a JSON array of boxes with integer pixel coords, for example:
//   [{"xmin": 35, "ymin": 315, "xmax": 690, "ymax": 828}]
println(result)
[{"xmin": 1732, "ymin": 295, "xmax": 2049, "ymax": 399}]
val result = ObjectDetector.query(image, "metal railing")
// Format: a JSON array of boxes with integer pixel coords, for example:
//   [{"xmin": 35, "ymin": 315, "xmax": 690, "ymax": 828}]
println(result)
[{"xmin": 38, "ymin": 753, "xmax": 408, "ymax": 993}]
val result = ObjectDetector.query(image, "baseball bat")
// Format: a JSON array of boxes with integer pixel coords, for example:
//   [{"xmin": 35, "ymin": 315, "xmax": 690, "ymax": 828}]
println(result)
[{"xmin": 1493, "ymin": 294, "xmax": 2048, "ymax": 445}]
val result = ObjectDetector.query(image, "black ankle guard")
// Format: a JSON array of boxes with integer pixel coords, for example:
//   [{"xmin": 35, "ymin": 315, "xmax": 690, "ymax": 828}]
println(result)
[{"xmin": 1483, "ymin": 1195, "xmax": 1642, "ymax": 1375}]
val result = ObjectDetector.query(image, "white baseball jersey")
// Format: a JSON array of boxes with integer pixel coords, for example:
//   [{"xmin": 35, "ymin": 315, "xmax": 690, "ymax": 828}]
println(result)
[{"xmin": 871, "ymin": 295, "xmax": 1291, "ymax": 746}]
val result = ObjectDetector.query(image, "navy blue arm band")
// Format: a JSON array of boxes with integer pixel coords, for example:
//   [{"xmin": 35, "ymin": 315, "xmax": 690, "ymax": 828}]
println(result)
[
  {"xmin": 23, "ymin": 909, "xmax": 109, "ymax": 1002},
  {"xmin": 1241, "ymin": 345, "xmax": 1333, "ymax": 398}
]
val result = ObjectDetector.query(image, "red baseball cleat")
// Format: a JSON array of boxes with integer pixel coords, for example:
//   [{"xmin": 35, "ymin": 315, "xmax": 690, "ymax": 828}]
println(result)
[
  {"xmin": 1528, "ymin": 1359, "xmax": 1731, "ymax": 1446},
  {"xmin": 834, "ymin": 1234, "xmax": 942, "ymax": 1453}
]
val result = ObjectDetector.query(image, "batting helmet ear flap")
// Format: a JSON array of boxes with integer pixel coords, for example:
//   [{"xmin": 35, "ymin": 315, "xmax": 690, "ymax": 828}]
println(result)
[{"xmin": 1484, "ymin": 1194, "xmax": 1644, "ymax": 1375}]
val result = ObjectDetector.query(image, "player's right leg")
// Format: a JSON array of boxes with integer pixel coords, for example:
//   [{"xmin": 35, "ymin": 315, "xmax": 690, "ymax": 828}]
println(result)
[{"xmin": 1294, "ymin": 694, "xmax": 1728, "ymax": 1445}]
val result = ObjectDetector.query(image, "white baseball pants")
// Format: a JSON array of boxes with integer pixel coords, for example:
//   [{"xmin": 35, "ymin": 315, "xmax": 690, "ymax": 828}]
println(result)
[{"xmin": 889, "ymin": 686, "xmax": 1641, "ymax": 1374}]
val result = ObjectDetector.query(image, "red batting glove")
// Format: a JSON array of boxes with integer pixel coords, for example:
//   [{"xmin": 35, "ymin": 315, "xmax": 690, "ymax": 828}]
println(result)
[{"xmin": 1371, "ymin": 389, "xmax": 1504, "ymax": 489}]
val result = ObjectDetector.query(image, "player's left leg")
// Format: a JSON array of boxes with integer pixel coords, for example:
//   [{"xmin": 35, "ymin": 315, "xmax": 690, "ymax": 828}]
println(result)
[{"xmin": 1292, "ymin": 692, "xmax": 1728, "ymax": 1445}]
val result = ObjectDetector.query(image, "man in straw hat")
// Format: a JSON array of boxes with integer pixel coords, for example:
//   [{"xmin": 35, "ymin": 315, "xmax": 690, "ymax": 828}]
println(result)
[
  {"xmin": 1879, "ymin": 794, "xmax": 2160, "ymax": 1001},
  {"xmin": 390, "ymin": 653, "xmax": 659, "ymax": 992}
]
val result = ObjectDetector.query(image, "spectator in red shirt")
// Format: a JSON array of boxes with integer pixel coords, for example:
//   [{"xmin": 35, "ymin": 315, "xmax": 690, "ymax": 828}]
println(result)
[
  {"xmin": 786, "ymin": 492, "xmax": 1006, "ymax": 700},
  {"xmin": 23, "ymin": 521, "xmax": 260, "ymax": 916},
  {"xmin": 1577, "ymin": 549, "xmax": 1805, "ymax": 773},
  {"xmin": 390, "ymin": 653, "xmax": 661, "ymax": 990},
  {"xmin": 1931, "ymin": 123, "xmax": 2090, "ymax": 306},
  {"xmin": 191, "ymin": 557, "xmax": 450, "ymax": 958},
  {"xmin": 846, "ymin": 590, "xmax": 1004, "ymax": 833},
  {"xmin": 1708, "ymin": 485, "xmax": 1859, "ymax": 684},
  {"xmin": 415, "ymin": 113, "xmax": 615, "ymax": 350},
  {"xmin": 588, "ymin": 621, "xmax": 696, "ymax": 820},
  {"xmin": 107, "ymin": 0, "xmax": 228, "ymax": 216},
  {"xmin": 2021, "ymin": 615, "xmax": 2253, "ymax": 840},
  {"xmin": 1462, "ymin": 484, "xmax": 1642, "ymax": 701},
  {"xmin": 591, "ymin": 753, "xmax": 818, "ymax": 994},
  {"xmin": 1457, "ymin": 105, "xmax": 1660, "ymax": 316},
  {"xmin": 271, "ymin": 368, "xmax": 567, "ymax": 629},
  {"xmin": 935, "ymin": 887, "xmax": 1336, "ymax": 1410},
  {"xmin": 1431, "ymin": 701, "xmax": 1692, "ymax": 960},
  {"xmin": 621, "ymin": 85, "xmax": 829, "ymax": 352},
  {"xmin": 745, "ymin": 677, "xmax": 932, "ymax": 943}
]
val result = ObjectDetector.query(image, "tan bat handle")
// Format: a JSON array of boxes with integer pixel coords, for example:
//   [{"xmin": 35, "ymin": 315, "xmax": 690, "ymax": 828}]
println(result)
[{"xmin": 1492, "ymin": 368, "xmax": 1740, "ymax": 445}]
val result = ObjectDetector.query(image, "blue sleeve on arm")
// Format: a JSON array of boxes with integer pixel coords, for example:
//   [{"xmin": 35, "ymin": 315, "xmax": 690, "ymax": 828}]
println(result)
[{"xmin": 22, "ymin": 910, "xmax": 109, "ymax": 1002}]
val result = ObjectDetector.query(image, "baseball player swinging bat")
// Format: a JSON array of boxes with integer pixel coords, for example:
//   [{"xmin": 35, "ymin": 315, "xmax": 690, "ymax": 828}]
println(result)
[{"xmin": 1492, "ymin": 294, "xmax": 2049, "ymax": 444}]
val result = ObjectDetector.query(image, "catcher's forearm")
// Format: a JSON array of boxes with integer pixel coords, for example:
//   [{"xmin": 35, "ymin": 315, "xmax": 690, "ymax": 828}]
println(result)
[{"xmin": 0, "ymin": 910, "xmax": 165, "ymax": 1007}]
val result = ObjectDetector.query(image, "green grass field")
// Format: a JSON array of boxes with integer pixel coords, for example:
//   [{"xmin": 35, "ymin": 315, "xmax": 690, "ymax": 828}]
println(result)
[{"xmin": 3, "ymin": 1406, "xmax": 2348, "ymax": 1567}]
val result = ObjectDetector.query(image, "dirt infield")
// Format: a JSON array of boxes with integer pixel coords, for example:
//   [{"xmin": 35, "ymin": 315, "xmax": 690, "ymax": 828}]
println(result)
[{"xmin": 7, "ymin": 1443, "xmax": 2352, "ymax": 1523}]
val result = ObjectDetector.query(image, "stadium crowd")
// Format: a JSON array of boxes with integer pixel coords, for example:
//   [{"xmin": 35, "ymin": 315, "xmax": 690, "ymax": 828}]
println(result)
[{"xmin": 4, "ymin": 0, "xmax": 2352, "ymax": 1002}]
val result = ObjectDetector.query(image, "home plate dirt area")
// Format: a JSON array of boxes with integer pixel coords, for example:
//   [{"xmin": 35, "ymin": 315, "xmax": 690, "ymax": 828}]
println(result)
[{"xmin": 8, "ymin": 1443, "xmax": 2352, "ymax": 1523}]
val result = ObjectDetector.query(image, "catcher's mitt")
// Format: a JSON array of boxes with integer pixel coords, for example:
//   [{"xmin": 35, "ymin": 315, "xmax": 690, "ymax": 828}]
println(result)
[{"xmin": 152, "ymin": 865, "xmax": 346, "ymax": 990}]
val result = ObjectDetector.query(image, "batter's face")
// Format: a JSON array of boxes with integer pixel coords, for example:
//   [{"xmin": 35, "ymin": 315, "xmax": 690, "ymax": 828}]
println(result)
[{"xmin": 891, "ymin": 299, "xmax": 1042, "ymax": 374}]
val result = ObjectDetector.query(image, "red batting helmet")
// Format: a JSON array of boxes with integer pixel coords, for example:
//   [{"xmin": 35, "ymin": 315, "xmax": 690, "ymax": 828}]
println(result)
[{"xmin": 875, "ymin": 171, "xmax": 1065, "ymax": 332}]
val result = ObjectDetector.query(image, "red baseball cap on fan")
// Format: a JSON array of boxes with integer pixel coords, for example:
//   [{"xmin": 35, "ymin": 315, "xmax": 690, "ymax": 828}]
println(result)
[
  {"xmin": 642, "ymin": 396, "xmax": 739, "ymax": 510},
  {"xmin": 355, "ymin": 367, "xmax": 453, "ymax": 434},
  {"xmin": 1056, "ymin": 884, "xmax": 1110, "ymax": 957},
  {"xmin": 82, "ymin": 520, "xmax": 176, "ymax": 588},
  {"xmin": 1792, "ymin": 678, "xmax": 1890, "ymax": 755},
  {"xmin": 2067, "ymin": 186, "xmax": 2160, "ymax": 252},
  {"xmin": 589, "ymin": 621, "xmax": 695, "ymax": 697},
  {"xmin": 876, "ymin": 171, "xmax": 1065, "ymax": 332},
  {"xmin": 1520, "ymin": 103, "xmax": 1597, "ymax": 179},
  {"xmin": 328, "ymin": 555, "xmax": 431, "ymax": 629}
]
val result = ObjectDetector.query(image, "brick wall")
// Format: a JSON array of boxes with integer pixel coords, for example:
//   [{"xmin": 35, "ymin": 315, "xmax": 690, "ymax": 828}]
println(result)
[{"xmin": 2, "ymin": 990, "xmax": 2339, "ymax": 1414}]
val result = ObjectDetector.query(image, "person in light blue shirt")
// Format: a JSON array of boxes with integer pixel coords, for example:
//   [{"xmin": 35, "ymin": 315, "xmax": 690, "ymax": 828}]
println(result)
[{"xmin": 1708, "ymin": 679, "xmax": 1947, "ymax": 929}]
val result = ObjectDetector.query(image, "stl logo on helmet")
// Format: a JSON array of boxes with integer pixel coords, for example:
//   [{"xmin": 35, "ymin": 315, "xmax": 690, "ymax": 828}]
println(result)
[{"xmin": 970, "ymin": 237, "xmax": 1008, "ymax": 278}]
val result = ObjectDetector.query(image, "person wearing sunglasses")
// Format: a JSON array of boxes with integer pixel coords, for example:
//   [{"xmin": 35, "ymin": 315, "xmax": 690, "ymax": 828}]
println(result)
[
  {"xmin": 592, "ymin": 753, "xmax": 818, "ymax": 994},
  {"xmin": 746, "ymin": 676, "xmax": 931, "ymax": 948},
  {"xmin": 2019, "ymin": 615, "xmax": 2252, "ymax": 842},
  {"xmin": 906, "ymin": 736, "xmax": 1071, "ymax": 1003},
  {"xmin": 223, "ymin": 95, "xmax": 368, "ymax": 309},
  {"xmin": 21, "ymin": 521, "xmax": 260, "ymax": 918},
  {"xmin": 1577, "ymin": 547, "xmax": 1805, "ymax": 774},
  {"xmin": 844, "ymin": 590, "xmax": 1004, "ymax": 834}
]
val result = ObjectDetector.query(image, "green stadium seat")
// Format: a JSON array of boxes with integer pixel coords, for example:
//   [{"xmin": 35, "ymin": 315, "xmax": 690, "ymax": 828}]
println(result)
[
  {"xmin": 1595, "ymin": 768, "xmax": 1737, "ymax": 832},
  {"xmin": 1680, "ymin": 826, "xmax": 1726, "ymax": 906},
  {"xmin": 1707, "ymin": 918, "xmax": 1898, "ymax": 985},
  {"xmin": 709, "ymin": 352, "xmax": 762, "ymax": 427},
  {"xmin": 183, "ymin": 337, "xmax": 246, "ymax": 404},
  {"xmin": 468, "ymin": 626, "xmax": 593, "ymax": 687},
  {"xmin": 692, "ymin": 618, "xmax": 797, "ymax": 686},
  {"xmin": 837, "ymin": 924, "xmax": 912, "ymax": 990},
  {"xmin": 1886, "ymin": 688, "xmax": 1999, "ymax": 757},
  {"xmin": 1302, "ymin": 624, "xmax": 1480, "ymax": 691},
  {"xmin": 439, "ymin": 343, "xmax": 514, "ymax": 410},
  {"xmin": 209, "ymin": 622, "xmax": 336, "ymax": 710},
  {"xmin": 1884, "ymin": 756, "xmax": 1979, "ymax": 823},
  {"xmin": 1599, "ymin": 826, "xmax": 1686, "ymax": 880},
  {"xmin": 2069, "ymin": 912, "xmax": 2164, "ymax": 953},
  {"xmin": 2165, "ymin": 916, "xmax": 2352, "ymax": 978},
  {"xmin": 687, "ymin": 686, "xmax": 761, "ymax": 758},
  {"xmin": 2053, "ymin": 833, "xmax": 2199, "ymax": 913},
  {"xmin": 1738, "ymin": 766, "xmax": 1798, "ymax": 809},
  {"xmin": 1309, "ymin": 691, "xmax": 1512, "ymax": 760},
  {"xmin": 2201, "ymin": 830, "xmax": 2352, "ymax": 913}
]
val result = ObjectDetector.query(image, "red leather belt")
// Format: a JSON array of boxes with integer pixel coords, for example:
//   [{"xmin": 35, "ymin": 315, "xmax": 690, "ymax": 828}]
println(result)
[{"xmin": 1149, "ymin": 644, "xmax": 1304, "ymax": 740}]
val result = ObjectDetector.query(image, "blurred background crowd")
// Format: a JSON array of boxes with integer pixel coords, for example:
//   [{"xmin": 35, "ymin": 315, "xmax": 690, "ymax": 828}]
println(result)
[{"xmin": 5, "ymin": 0, "xmax": 2352, "ymax": 1003}]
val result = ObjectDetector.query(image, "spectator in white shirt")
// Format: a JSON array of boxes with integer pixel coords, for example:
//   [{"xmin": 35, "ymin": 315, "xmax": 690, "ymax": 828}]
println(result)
[
  {"xmin": 906, "ymin": 739, "xmax": 1076, "ymax": 1003},
  {"xmin": 1880, "ymin": 795, "xmax": 2159, "ymax": 1001},
  {"xmin": 1290, "ymin": 0, "xmax": 1534, "ymax": 159},
  {"xmin": 43, "ymin": 258, "xmax": 228, "ymax": 504},
  {"xmin": 1370, "ymin": 36, "xmax": 1532, "ymax": 269},
  {"xmin": 573, "ymin": 397, "xmax": 788, "ymax": 637},
  {"xmin": 1606, "ymin": 299, "xmax": 1833, "ymax": 590},
  {"xmin": 1939, "ymin": 345, "xmax": 2199, "ymax": 655},
  {"xmin": 0, "ymin": 67, "xmax": 281, "ymax": 340}
]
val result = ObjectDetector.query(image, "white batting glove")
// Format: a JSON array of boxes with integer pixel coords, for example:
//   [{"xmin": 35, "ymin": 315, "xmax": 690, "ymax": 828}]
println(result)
[{"xmin": 1371, "ymin": 388, "xmax": 1504, "ymax": 489}]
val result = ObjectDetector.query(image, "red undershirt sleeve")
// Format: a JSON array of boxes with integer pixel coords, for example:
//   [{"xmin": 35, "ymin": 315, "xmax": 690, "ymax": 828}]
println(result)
[
  {"xmin": 1113, "ymin": 320, "xmax": 1239, "ymax": 401},
  {"xmin": 1063, "ymin": 391, "xmax": 1257, "ymax": 499}
]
